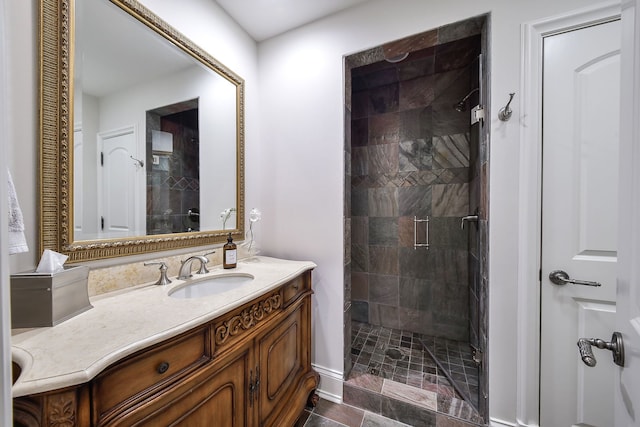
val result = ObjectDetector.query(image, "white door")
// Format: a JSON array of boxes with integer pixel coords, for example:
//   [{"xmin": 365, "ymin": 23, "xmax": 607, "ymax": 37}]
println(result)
[
  {"xmin": 74, "ymin": 126, "xmax": 83, "ymax": 234},
  {"xmin": 540, "ymin": 19, "xmax": 621, "ymax": 427},
  {"xmin": 99, "ymin": 127, "xmax": 140, "ymax": 238},
  {"xmin": 615, "ymin": 0, "xmax": 640, "ymax": 424}
]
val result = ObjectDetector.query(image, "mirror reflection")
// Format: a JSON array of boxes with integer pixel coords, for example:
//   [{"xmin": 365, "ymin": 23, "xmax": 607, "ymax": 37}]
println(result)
[{"xmin": 73, "ymin": 0, "xmax": 238, "ymax": 241}]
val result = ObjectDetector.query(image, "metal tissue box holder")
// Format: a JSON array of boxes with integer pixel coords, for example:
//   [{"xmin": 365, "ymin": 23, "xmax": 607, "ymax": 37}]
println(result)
[{"xmin": 10, "ymin": 265, "xmax": 92, "ymax": 328}]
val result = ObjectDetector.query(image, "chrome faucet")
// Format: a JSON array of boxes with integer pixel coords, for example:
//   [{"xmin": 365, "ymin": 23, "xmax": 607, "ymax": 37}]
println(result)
[
  {"xmin": 177, "ymin": 255, "xmax": 209, "ymax": 280},
  {"xmin": 144, "ymin": 261, "xmax": 172, "ymax": 286},
  {"xmin": 196, "ymin": 251, "xmax": 216, "ymax": 274}
]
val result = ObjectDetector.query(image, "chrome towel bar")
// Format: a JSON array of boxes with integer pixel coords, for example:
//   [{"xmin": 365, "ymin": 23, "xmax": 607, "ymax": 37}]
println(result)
[{"xmin": 413, "ymin": 216, "xmax": 430, "ymax": 250}]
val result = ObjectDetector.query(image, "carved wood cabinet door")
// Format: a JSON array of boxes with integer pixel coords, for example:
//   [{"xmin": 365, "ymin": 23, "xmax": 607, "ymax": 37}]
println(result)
[{"xmin": 256, "ymin": 298, "xmax": 310, "ymax": 427}]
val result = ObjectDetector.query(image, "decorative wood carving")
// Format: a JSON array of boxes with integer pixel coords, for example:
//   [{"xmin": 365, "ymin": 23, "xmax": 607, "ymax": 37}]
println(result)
[
  {"xmin": 46, "ymin": 392, "xmax": 76, "ymax": 427},
  {"xmin": 214, "ymin": 293, "xmax": 282, "ymax": 346}
]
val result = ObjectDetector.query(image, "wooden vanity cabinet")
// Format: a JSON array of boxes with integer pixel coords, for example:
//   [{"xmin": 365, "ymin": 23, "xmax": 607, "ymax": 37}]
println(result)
[
  {"xmin": 13, "ymin": 271, "xmax": 318, "ymax": 427},
  {"xmin": 101, "ymin": 340, "xmax": 253, "ymax": 426}
]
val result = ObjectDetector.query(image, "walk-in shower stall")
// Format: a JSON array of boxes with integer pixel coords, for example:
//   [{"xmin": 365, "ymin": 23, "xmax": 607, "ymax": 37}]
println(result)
[{"xmin": 344, "ymin": 15, "xmax": 489, "ymax": 425}]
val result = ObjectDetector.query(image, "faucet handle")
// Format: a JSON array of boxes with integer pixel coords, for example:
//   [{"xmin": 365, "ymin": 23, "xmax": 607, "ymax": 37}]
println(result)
[
  {"xmin": 197, "ymin": 251, "xmax": 215, "ymax": 274},
  {"xmin": 144, "ymin": 261, "xmax": 172, "ymax": 286}
]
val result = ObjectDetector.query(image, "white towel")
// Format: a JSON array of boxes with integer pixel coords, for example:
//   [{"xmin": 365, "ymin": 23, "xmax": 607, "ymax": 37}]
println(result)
[{"xmin": 8, "ymin": 169, "xmax": 28, "ymax": 254}]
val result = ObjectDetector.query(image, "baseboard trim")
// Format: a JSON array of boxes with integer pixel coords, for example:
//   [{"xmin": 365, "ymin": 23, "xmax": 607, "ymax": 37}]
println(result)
[
  {"xmin": 490, "ymin": 418, "xmax": 540, "ymax": 427},
  {"xmin": 490, "ymin": 418, "xmax": 517, "ymax": 427},
  {"xmin": 312, "ymin": 363, "xmax": 343, "ymax": 404}
]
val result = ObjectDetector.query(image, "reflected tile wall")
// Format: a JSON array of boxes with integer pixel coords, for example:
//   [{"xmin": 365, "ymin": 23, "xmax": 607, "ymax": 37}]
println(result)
[{"xmin": 146, "ymin": 109, "xmax": 200, "ymax": 234}]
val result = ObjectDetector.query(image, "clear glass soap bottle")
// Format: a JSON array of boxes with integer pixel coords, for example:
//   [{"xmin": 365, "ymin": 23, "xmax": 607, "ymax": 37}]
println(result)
[{"xmin": 223, "ymin": 233, "xmax": 237, "ymax": 269}]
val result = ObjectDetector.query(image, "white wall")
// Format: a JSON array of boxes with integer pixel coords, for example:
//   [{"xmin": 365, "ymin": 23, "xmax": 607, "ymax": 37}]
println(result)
[
  {"xmin": 140, "ymin": 0, "xmax": 262, "ymax": 231},
  {"xmin": 256, "ymin": 0, "xmax": 602, "ymax": 424},
  {"xmin": 6, "ymin": 0, "xmax": 38, "ymax": 275},
  {"xmin": 1, "ymin": 0, "xmax": 14, "ymax": 422}
]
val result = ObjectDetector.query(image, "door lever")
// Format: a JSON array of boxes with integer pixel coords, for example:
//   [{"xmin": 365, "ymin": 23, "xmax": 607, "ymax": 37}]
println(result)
[
  {"xmin": 548, "ymin": 270, "xmax": 601, "ymax": 287},
  {"xmin": 577, "ymin": 332, "xmax": 624, "ymax": 367}
]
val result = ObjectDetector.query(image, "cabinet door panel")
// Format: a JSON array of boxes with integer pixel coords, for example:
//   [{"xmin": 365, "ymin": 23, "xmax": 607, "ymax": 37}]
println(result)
[
  {"xmin": 256, "ymin": 302, "xmax": 307, "ymax": 425},
  {"xmin": 265, "ymin": 320, "xmax": 299, "ymax": 399}
]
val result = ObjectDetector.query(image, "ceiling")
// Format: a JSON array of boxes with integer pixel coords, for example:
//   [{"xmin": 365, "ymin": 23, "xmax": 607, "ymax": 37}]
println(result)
[
  {"xmin": 214, "ymin": 0, "xmax": 374, "ymax": 41},
  {"xmin": 79, "ymin": 0, "xmax": 194, "ymax": 97}
]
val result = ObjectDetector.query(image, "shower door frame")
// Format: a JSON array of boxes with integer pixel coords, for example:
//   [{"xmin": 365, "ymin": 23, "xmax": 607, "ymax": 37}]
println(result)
[{"xmin": 343, "ymin": 14, "xmax": 491, "ymax": 423}]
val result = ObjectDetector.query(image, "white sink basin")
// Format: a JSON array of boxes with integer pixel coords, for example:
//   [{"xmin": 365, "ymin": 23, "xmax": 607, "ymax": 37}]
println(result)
[{"xmin": 169, "ymin": 273, "xmax": 255, "ymax": 299}]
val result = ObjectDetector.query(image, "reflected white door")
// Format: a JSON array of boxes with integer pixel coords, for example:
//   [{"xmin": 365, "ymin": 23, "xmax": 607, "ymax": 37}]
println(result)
[
  {"xmin": 540, "ymin": 19, "xmax": 621, "ymax": 426},
  {"xmin": 99, "ymin": 127, "xmax": 139, "ymax": 238},
  {"xmin": 74, "ymin": 127, "xmax": 83, "ymax": 233}
]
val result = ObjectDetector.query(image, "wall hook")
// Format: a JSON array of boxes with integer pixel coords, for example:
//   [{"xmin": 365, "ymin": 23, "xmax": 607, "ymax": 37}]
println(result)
[
  {"xmin": 130, "ymin": 155, "xmax": 144, "ymax": 168},
  {"xmin": 498, "ymin": 93, "xmax": 515, "ymax": 121}
]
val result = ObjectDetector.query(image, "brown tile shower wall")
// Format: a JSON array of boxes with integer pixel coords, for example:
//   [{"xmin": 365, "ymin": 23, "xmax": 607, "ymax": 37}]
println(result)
[{"xmin": 349, "ymin": 33, "xmax": 481, "ymax": 342}]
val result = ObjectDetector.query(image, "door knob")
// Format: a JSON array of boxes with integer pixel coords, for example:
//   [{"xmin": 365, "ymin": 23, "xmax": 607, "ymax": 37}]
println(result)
[
  {"xmin": 577, "ymin": 332, "xmax": 624, "ymax": 367},
  {"xmin": 548, "ymin": 270, "xmax": 602, "ymax": 287}
]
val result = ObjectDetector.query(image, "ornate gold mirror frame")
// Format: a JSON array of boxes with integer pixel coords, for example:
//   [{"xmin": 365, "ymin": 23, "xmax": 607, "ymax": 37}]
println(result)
[{"xmin": 40, "ymin": 0, "xmax": 245, "ymax": 262}]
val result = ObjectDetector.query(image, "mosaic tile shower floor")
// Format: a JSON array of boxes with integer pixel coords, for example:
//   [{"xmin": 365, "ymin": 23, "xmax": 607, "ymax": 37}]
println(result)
[{"xmin": 345, "ymin": 321, "xmax": 483, "ymax": 426}]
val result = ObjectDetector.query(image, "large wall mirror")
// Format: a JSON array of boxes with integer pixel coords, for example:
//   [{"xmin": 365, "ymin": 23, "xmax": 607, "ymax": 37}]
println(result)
[{"xmin": 40, "ymin": 0, "xmax": 245, "ymax": 262}]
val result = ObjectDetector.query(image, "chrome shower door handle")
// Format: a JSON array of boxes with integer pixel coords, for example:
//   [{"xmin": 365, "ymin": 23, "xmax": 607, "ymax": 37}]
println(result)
[
  {"xmin": 548, "ymin": 270, "xmax": 602, "ymax": 287},
  {"xmin": 577, "ymin": 332, "xmax": 625, "ymax": 367}
]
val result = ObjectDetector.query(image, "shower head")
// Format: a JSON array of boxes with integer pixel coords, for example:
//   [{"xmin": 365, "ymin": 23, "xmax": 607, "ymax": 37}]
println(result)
[
  {"xmin": 453, "ymin": 88, "xmax": 479, "ymax": 112},
  {"xmin": 454, "ymin": 100, "xmax": 467, "ymax": 112},
  {"xmin": 385, "ymin": 52, "xmax": 409, "ymax": 63}
]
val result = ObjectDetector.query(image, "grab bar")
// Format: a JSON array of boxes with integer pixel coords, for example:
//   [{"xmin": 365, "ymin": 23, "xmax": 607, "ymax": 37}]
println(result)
[{"xmin": 414, "ymin": 216, "xmax": 430, "ymax": 249}]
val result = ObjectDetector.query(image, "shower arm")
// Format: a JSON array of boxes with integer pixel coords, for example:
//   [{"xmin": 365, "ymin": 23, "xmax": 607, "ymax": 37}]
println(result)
[
  {"xmin": 453, "ymin": 88, "xmax": 480, "ymax": 112},
  {"xmin": 460, "ymin": 87, "xmax": 479, "ymax": 103}
]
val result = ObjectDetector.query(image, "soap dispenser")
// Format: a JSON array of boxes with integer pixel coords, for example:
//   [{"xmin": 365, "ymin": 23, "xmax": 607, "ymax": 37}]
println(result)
[{"xmin": 223, "ymin": 233, "xmax": 237, "ymax": 269}]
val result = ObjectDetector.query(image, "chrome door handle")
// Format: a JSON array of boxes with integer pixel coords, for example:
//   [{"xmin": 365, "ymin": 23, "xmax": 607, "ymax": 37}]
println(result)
[
  {"xmin": 548, "ymin": 270, "xmax": 601, "ymax": 287},
  {"xmin": 577, "ymin": 332, "xmax": 624, "ymax": 367}
]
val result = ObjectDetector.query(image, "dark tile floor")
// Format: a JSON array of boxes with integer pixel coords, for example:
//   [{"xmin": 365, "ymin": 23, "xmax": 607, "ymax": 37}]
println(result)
[
  {"xmin": 419, "ymin": 335, "xmax": 480, "ymax": 409},
  {"xmin": 296, "ymin": 398, "xmax": 481, "ymax": 427},
  {"xmin": 341, "ymin": 321, "xmax": 483, "ymax": 426}
]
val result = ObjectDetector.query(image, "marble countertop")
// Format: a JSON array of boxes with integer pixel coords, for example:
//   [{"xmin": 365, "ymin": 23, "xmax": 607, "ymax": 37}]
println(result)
[{"xmin": 11, "ymin": 256, "xmax": 316, "ymax": 398}]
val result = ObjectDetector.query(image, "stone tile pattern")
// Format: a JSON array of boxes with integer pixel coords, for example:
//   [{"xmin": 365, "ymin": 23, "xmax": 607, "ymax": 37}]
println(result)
[
  {"xmin": 348, "ymin": 321, "xmax": 482, "ymax": 425},
  {"xmin": 146, "ymin": 108, "xmax": 200, "ymax": 234},
  {"xmin": 344, "ymin": 15, "xmax": 490, "ymax": 424},
  {"xmin": 297, "ymin": 397, "xmax": 480, "ymax": 427},
  {"xmin": 349, "ymin": 29, "xmax": 482, "ymax": 342}
]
